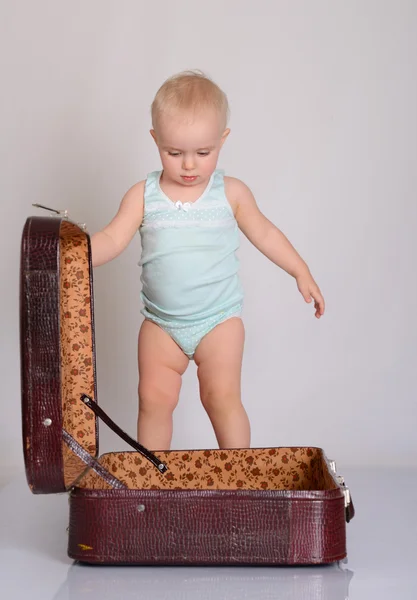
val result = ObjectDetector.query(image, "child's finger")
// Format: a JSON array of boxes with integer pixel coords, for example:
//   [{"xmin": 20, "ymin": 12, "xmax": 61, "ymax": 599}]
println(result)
[
  {"xmin": 302, "ymin": 289, "xmax": 312, "ymax": 303},
  {"xmin": 312, "ymin": 290, "xmax": 325, "ymax": 315}
]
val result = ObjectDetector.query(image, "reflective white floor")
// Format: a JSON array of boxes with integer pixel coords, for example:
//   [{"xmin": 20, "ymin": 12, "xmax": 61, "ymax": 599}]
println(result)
[{"xmin": 0, "ymin": 467, "xmax": 416, "ymax": 599}]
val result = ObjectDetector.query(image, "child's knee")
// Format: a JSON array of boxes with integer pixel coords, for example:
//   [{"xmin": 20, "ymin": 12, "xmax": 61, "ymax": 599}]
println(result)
[
  {"xmin": 138, "ymin": 379, "xmax": 180, "ymax": 414},
  {"xmin": 200, "ymin": 387, "xmax": 241, "ymax": 414}
]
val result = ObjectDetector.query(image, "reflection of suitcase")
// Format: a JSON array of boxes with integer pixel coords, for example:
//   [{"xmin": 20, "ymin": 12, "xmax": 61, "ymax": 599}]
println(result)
[
  {"xmin": 54, "ymin": 564, "xmax": 354, "ymax": 599},
  {"xmin": 20, "ymin": 214, "xmax": 355, "ymax": 566}
]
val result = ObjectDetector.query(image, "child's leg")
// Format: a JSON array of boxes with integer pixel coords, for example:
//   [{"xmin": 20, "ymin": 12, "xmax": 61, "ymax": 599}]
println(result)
[
  {"xmin": 194, "ymin": 317, "xmax": 251, "ymax": 449},
  {"xmin": 137, "ymin": 319, "xmax": 189, "ymax": 450}
]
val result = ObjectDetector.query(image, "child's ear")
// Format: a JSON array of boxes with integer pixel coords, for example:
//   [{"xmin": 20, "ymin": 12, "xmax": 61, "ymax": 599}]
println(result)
[
  {"xmin": 150, "ymin": 129, "xmax": 158, "ymax": 144},
  {"xmin": 220, "ymin": 128, "xmax": 231, "ymax": 146}
]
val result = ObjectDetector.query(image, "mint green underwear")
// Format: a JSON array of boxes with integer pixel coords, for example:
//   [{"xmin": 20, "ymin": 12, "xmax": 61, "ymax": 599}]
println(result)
[{"xmin": 142, "ymin": 302, "xmax": 243, "ymax": 359}]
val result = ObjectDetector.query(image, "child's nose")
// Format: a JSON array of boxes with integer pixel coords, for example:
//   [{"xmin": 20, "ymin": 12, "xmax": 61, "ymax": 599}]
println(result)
[{"xmin": 182, "ymin": 156, "xmax": 195, "ymax": 170}]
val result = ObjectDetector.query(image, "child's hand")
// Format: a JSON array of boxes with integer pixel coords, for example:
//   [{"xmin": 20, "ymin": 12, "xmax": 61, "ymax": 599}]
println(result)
[{"xmin": 296, "ymin": 271, "xmax": 325, "ymax": 319}]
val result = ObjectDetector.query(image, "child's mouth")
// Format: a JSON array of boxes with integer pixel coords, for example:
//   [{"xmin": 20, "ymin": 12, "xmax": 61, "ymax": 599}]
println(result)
[{"xmin": 181, "ymin": 176, "xmax": 198, "ymax": 182}]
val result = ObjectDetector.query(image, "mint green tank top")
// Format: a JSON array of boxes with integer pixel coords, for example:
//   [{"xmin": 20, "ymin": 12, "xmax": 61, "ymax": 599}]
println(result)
[{"xmin": 138, "ymin": 169, "xmax": 244, "ymax": 322}]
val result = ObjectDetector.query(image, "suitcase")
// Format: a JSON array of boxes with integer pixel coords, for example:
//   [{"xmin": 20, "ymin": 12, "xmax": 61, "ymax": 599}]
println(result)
[{"xmin": 20, "ymin": 212, "xmax": 355, "ymax": 566}]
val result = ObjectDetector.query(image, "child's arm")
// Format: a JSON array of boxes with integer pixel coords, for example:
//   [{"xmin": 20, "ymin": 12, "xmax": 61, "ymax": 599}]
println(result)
[
  {"xmin": 91, "ymin": 181, "xmax": 145, "ymax": 267},
  {"xmin": 225, "ymin": 177, "xmax": 325, "ymax": 318}
]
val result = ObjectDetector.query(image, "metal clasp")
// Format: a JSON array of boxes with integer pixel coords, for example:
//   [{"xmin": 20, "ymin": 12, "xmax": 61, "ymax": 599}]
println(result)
[
  {"xmin": 329, "ymin": 461, "xmax": 351, "ymax": 509},
  {"xmin": 329, "ymin": 458, "xmax": 354, "ymax": 522},
  {"xmin": 343, "ymin": 486, "xmax": 351, "ymax": 508}
]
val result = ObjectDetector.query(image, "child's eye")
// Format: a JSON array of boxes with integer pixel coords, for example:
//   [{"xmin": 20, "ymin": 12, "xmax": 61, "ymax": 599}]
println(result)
[{"xmin": 168, "ymin": 151, "xmax": 209, "ymax": 157}]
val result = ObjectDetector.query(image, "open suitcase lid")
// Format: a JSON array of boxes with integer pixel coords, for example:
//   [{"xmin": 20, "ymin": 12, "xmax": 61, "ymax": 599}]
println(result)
[
  {"xmin": 20, "ymin": 212, "xmax": 167, "ymax": 494},
  {"xmin": 20, "ymin": 214, "xmax": 100, "ymax": 493}
]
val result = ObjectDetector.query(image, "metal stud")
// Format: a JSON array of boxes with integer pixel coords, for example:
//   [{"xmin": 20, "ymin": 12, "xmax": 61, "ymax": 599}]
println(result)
[
  {"xmin": 137, "ymin": 504, "xmax": 145, "ymax": 512},
  {"xmin": 43, "ymin": 418, "xmax": 52, "ymax": 427},
  {"xmin": 158, "ymin": 463, "xmax": 166, "ymax": 472}
]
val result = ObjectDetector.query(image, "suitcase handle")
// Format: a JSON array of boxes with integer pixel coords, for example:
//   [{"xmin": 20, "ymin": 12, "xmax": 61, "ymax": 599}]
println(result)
[{"xmin": 80, "ymin": 394, "xmax": 168, "ymax": 474}]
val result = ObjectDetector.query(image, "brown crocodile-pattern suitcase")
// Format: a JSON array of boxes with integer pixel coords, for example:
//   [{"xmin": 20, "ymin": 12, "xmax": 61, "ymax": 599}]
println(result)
[{"xmin": 20, "ymin": 213, "xmax": 355, "ymax": 566}]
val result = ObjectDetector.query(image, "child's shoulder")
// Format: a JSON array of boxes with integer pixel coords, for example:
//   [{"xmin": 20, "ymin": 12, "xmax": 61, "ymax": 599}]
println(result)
[
  {"xmin": 223, "ymin": 174, "xmax": 246, "ymax": 188},
  {"xmin": 223, "ymin": 175, "xmax": 254, "ymax": 211},
  {"xmin": 118, "ymin": 179, "xmax": 146, "ymax": 214},
  {"xmin": 125, "ymin": 178, "xmax": 146, "ymax": 199}
]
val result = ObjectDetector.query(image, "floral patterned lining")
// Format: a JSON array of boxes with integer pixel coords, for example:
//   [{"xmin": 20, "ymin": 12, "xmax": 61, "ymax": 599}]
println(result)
[
  {"xmin": 60, "ymin": 221, "xmax": 96, "ymax": 488},
  {"xmin": 78, "ymin": 447, "xmax": 337, "ymax": 491}
]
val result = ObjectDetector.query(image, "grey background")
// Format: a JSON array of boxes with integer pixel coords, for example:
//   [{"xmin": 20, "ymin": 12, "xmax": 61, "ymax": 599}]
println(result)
[{"xmin": 2, "ymin": 0, "xmax": 416, "ymax": 478}]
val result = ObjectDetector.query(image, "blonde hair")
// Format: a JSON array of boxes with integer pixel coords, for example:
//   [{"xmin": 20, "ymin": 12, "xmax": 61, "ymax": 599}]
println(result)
[{"xmin": 151, "ymin": 70, "xmax": 229, "ymax": 132}]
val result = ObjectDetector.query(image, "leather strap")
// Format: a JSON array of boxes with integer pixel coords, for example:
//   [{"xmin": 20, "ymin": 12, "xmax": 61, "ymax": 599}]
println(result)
[{"xmin": 80, "ymin": 394, "xmax": 168, "ymax": 474}]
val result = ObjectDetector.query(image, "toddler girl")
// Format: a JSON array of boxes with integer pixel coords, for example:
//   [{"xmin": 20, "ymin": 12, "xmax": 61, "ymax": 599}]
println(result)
[{"xmin": 91, "ymin": 70, "xmax": 325, "ymax": 451}]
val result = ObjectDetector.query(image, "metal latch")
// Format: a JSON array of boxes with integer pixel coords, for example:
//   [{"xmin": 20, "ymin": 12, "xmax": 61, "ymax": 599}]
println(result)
[
  {"xmin": 336, "ymin": 475, "xmax": 351, "ymax": 508},
  {"xmin": 328, "ymin": 459, "xmax": 352, "ymax": 514}
]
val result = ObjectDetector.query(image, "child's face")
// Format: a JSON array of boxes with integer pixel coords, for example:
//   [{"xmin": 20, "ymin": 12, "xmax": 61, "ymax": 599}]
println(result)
[{"xmin": 151, "ymin": 110, "xmax": 229, "ymax": 186}]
